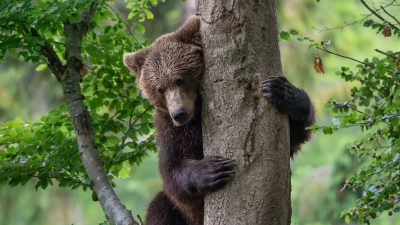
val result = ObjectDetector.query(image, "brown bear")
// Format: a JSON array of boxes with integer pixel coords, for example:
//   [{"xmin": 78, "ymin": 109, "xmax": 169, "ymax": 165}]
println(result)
[{"xmin": 123, "ymin": 16, "xmax": 314, "ymax": 225}]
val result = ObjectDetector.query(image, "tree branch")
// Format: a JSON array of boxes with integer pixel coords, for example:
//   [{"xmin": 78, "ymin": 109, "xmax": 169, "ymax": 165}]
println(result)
[
  {"xmin": 106, "ymin": 3, "xmax": 134, "ymax": 36},
  {"xmin": 32, "ymin": 174, "xmax": 89, "ymax": 188},
  {"xmin": 30, "ymin": 28, "xmax": 64, "ymax": 81},
  {"xmin": 317, "ymin": 47, "xmax": 372, "ymax": 67},
  {"xmin": 314, "ymin": 0, "xmax": 397, "ymax": 32},
  {"xmin": 359, "ymin": 0, "xmax": 400, "ymax": 31},
  {"xmin": 118, "ymin": 108, "xmax": 150, "ymax": 151},
  {"xmin": 110, "ymin": 149, "xmax": 149, "ymax": 166},
  {"xmin": 375, "ymin": 49, "xmax": 400, "ymax": 60},
  {"xmin": 380, "ymin": 5, "xmax": 400, "ymax": 25}
]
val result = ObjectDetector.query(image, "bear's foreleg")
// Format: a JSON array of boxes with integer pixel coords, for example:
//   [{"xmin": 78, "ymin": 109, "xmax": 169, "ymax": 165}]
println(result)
[
  {"xmin": 261, "ymin": 76, "xmax": 315, "ymax": 155},
  {"xmin": 162, "ymin": 156, "xmax": 235, "ymax": 198}
]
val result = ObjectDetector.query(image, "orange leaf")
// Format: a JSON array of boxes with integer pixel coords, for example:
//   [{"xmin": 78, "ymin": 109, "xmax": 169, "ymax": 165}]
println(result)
[
  {"xmin": 382, "ymin": 26, "xmax": 392, "ymax": 37},
  {"xmin": 314, "ymin": 56, "xmax": 325, "ymax": 74}
]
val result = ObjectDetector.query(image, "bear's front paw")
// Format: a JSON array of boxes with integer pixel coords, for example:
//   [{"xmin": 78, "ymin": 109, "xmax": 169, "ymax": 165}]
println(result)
[
  {"xmin": 261, "ymin": 76, "xmax": 298, "ymax": 110},
  {"xmin": 196, "ymin": 156, "xmax": 235, "ymax": 193},
  {"xmin": 261, "ymin": 76, "xmax": 309, "ymax": 116}
]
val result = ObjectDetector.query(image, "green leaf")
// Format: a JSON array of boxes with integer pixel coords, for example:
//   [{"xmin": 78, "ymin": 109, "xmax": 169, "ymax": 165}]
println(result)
[
  {"xmin": 363, "ymin": 19, "xmax": 374, "ymax": 27},
  {"xmin": 289, "ymin": 29, "xmax": 299, "ymax": 35},
  {"xmin": 117, "ymin": 161, "xmax": 131, "ymax": 179},
  {"xmin": 280, "ymin": 31, "xmax": 291, "ymax": 40},
  {"xmin": 322, "ymin": 126, "xmax": 333, "ymax": 135},
  {"xmin": 35, "ymin": 64, "xmax": 48, "ymax": 71},
  {"xmin": 344, "ymin": 215, "xmax": 351, "ymax": 224},
  {"xmin": 144, "ymin": 9, "xmax": 154, "ymax": 20},
  {"xmin": 134, "ymin": 24, "xmax": 145, "ymax": 34}
]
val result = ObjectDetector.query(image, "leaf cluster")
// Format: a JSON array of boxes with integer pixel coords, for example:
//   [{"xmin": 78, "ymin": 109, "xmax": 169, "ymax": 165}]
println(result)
[
  {"xmin": 310, "ymin": 24, "xmax": 400, "ymax": 225},
  {"xmin": 0, "ymin": 0, "xmax": 160, "ymax": 192}
]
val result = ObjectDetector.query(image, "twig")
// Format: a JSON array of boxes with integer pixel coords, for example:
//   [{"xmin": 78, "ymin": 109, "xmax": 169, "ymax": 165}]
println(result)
[
  {"xmin": 106, "ymin": 3, "xmax": 134, "ymax": 36},
  {"xmin": 359, "ymin": 0, "xmax": 400, "ymax": 31},
  {"xmin": 380, "ymin": 5, "xmax": 400, "ymax": 25},
  {"xmin": 32, "ymin": 174, "xmax": 89, "ymax": 188},
  {"xmin": 375, "ymin": 49, "xmax": 400, "ymax": 60},
  {"xmin": 333, "ymin": 101, "xmax": 391, "ymax": 125},
  {"xmin": 315, "ymin": 114, "xmax": 400, "ymax": 131},
  {"xmin": 314, "ymin": 16, "xmax": 369, "ymax": 32},
  {"xmin": 345, "ymin": 103, "xmax": 373, "ymax": 118},
  {"xmin": 317, "ymin": 46, "xmax": 371, "ymax": 66},
  {"xmin": 107, "ymin": 107, "xmax": 151, "ymax": 167},
  {"xmin": 347, "ymin": 103, "xmax": 391, "ymax": 125},
  {"xmin": 118, "ymin": 108, "xmax": 150, "ymax": 151},
  {"xmin": 110, "ymin": 149, "xmax": 149, "ymax": 166},
  {"xmin": 314, "ymin": 0, "xmax": 397, "ymax": 32}
]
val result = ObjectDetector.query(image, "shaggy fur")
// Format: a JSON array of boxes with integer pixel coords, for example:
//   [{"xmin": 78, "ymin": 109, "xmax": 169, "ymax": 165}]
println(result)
[{"xmin": 123, "ymin": 16, "xmax": 315, "ymax": 225}]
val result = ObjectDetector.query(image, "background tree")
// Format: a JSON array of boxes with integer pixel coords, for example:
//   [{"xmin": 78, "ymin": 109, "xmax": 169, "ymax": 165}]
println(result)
[
  {"xmin": 197, "ymin": 0, "xmax": 291, "ymax": 224},
  {"xmin": 0, "ymin": 0, "xmax": 161, "ymax": 224}
]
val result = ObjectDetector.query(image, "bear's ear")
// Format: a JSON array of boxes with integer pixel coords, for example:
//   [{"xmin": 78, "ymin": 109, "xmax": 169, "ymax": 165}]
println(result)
[
  {"xmin": 173, "ymin": 15, "xmax": 201, "ymax": 46},
  {"xmin": 123, "ymin": 48, "xmax": 150, "ymax": 78}
]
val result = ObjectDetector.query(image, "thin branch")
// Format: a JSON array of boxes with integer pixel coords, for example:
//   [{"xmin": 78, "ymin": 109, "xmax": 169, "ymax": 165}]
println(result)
[
  {"xmin": 110, "ymin": 149, "xmax": 149, "ymax": 166},
  {"xmin": 314, "ymin": 15, "xmax": 370, "ymax": 32},
  {"xmin": 110, "ymin": 107, "xmax": 151, "ymax": 165},
  {"xmin": 30, "ymin": 28, "xmax": 64, "ymax": 80},
  {"xmin": 118, "ymin": 108, "xmax": 150, "ymax": 150},
  {"xmin": 314, "ymin": 0, "xmax": 397, "ymax": 32},
  {"xmin": 106, "ymin": 3, "xmax": 133, "ymax": 36},
  {"xmin": 345, "ymin": 102, "xmax": 391, "ymax": 125},
  {"xmin": 32, "ymin": 174, "xmax": 89, "ymax": 188},
  {"xmin": 380, "ymin": 5, "xmax": 400, "ymax": 25},
  {"xmin": 345, "ymin": 103, "xmax": 373, "ymax": 118},
  {"xmin": 317, "ymin": 47, "xmax": 371, "ymax": 66},
  {"xmin": 315, "ymin": 114, "xmax": 400, "ymax": 131},
  {"xmin": 359, "ymin": 0, "xmax": 400, "ymax": 31},
  {"xmin": 375, "ymin": 48, "xmax": 400, "ymax": 60}
]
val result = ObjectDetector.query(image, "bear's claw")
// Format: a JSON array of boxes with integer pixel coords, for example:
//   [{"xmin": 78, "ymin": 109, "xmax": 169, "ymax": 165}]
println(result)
[
  {"xmin": 196, "ymin": 156, "xmax": 236, "ymax": 193},
  {"xmin": 261, "ymin": 76, "xmax": 308, "ymax": 118}
]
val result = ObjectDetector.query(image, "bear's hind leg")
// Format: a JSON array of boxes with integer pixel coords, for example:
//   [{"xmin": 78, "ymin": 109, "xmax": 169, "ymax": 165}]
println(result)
[{"xmin": 146, "ymin": 191, "xmax": 188, "ymax": 225}]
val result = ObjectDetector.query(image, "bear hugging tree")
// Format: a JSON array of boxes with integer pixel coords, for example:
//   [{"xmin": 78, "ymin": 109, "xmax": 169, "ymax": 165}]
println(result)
[{"xmin": 123, "ymin": 16, "xmax": 315, "ymax": 225}]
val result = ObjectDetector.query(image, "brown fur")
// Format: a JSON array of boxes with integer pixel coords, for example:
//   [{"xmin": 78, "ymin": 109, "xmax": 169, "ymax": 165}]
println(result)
[{"xmin": 123, "ymin": 16, "xmax": 315, "ymax": 225}]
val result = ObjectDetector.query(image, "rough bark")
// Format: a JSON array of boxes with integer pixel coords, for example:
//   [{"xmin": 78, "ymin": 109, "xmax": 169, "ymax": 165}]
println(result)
[
  {"xmin": 197, "ymin": 0, "xmax": 292, "ymax": 225},
  {"xmin": 38, "ymin": 3, "xmax": 138, "ymax": 225}
]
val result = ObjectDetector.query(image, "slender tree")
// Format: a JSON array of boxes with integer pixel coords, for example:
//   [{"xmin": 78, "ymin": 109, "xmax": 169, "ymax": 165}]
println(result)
[
  {"xmin": 197, "ymin": 0, "xmax": 292, "ymax": 224},
  {"xmin": 57, "ymin": 4, "xmax": 137, "ymax": 224},
  {"xmin": 0, "ymin": 1, "xmax": 163, "ymax": 224}
]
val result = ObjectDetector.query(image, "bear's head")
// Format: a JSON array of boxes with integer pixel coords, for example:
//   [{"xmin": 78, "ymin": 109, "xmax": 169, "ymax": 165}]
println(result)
[{"xmin": 123, "ymin": 16, "xmax": 203, "ymax": 126}]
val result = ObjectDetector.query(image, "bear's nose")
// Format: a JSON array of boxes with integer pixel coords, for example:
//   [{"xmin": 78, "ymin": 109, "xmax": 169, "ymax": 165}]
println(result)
[{"xmin": 171, "ymin": 109, "xmax": 188, "ymax": 123}]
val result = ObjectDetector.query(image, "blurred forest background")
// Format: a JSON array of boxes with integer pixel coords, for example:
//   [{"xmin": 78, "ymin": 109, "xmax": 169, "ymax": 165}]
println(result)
[{"xmin": 0, "ymin": 0, "xmax": 399, "ymax": 225}]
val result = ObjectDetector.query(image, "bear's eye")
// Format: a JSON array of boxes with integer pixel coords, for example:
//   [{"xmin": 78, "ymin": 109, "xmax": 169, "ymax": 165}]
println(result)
[
  {"xmin": 176, "ymin": 78, "xmax": 184, "ymax": 86},
  {"xmin": 157, "ymin": 88, "xmax": 165, "ymax": 96}
]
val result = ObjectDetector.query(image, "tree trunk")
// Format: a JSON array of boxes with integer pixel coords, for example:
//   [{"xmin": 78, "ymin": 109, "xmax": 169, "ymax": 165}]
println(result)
[{"xmin": 196, "ymin": 1, "xmax": 292, "ymax": 225}]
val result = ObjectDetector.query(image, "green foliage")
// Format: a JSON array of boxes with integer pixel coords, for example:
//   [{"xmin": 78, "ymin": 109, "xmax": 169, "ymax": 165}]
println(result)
[
  {"xmin": 363, "ymin": 19, "xmax": 400, "ymax": 37},
  {"xmin": 279, "ymin": 29, "xmax": 315, "ymax": 44},
  {"xmin": 0, "ymin": 0, "xmax": 159, "ymax": 193},
  {"xmin": 311, "ymin": 9, "xmax": 400, "ymax": 225}
]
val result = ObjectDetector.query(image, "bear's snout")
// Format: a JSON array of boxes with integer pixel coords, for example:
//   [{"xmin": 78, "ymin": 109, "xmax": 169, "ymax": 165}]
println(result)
[{"xmin": 171, "ymin": 108, "xmax": 188, "ymax": 124}]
